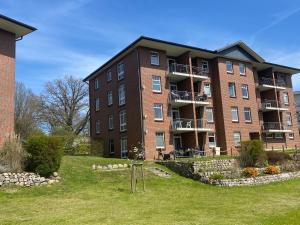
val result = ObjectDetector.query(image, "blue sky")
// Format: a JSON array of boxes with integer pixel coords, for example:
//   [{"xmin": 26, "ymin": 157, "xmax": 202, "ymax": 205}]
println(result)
[{"xmin": 1, "ymin": 0, "xmax": 300, "ymax": 93}]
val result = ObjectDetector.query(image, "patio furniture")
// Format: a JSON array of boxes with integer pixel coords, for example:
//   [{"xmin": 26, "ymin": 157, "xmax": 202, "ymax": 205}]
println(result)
[{"xmin": 186, "ymin": 120, "xmax": 192, "ymax": 128}]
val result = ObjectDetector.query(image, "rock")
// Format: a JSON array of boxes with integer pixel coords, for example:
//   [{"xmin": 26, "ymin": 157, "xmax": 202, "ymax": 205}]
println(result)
[
  {"xmin": 48, "ymin": 180, "xmax": 55, "ymax": 184},
  {"xmin": 53, "ymin": 172, "xmax": 58, "ymax": 177},
  {"xmin": 107, "ymin": 164, "xmax": 113, "ymax": 169},
  {"xmin": 118, "ymin": 164, "xmax": 124, "ymax": 168},
  {"xmin": 112, "ymin": 164, "xmax": 118, "ymax": 169},
  {"xmin": 102, "ymin": 166, "xmax": 108, "ymax": 170},
  {"xmin": 97, "ymin": 165, "xmax": 102, "ymax": 170},
  {"xmin": 92, "ymin": 164, "xmax": 96, "ymax": 170},
  {"xmin": 123, "ymin": 164, "xmax": 128, "ymax": 168}
]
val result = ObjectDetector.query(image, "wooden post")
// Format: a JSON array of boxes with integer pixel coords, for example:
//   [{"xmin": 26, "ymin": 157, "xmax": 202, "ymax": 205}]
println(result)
[
  {"xmin": 130, "ymin": 163, "xmax": 145, "ymax": 193},
  {"xmin": 282, "ymin": 145, "xmax": 285, "ymax": 153},
  {"xmin": 272, "ymin": 146, "xmax": 274, "ymax": 151},
  {"xmin": 230, "ymin": 147, "xmax": 233, "ymax": 156},
  {"xmin": 141, "ymin": 164, "xmax": 145, "ymax": 192}
]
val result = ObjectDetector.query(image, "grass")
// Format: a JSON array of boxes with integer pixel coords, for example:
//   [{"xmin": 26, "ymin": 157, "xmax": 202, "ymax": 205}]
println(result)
[{"xmin": 0, "ymin": 156, "xmax": 299, "ymax": 225}]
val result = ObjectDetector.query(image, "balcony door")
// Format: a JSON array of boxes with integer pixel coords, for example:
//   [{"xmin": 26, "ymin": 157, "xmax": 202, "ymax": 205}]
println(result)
[
  {"xmin": 172, "ymin": 109, "xmax": 180, "ymax": 120},
  {"xmin": 173, "ymin": 135, "xmax": 182, "ymax": 150},
  {"xmin": 168, "ymin": 58, "xmax": 176, "ymax": 72}
]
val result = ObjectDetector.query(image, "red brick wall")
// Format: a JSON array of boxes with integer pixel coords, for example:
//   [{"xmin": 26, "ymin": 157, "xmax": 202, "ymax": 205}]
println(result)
[{"xmin": 0, "ymin": 29, "xmax": 15, "ymax": 148}]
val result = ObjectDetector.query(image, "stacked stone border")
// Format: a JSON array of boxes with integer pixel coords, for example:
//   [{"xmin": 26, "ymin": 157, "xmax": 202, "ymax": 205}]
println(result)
[
  {"xmin": 0, "ymin": 172, "xmax": 60, "ymax": 187},
  {"xmin": 158, "ymin": 159, "xmax": 300, "ymax": 186},
  {"xmin": 92, "ymin": 163, "xmax": 129, "ymax": 170}
]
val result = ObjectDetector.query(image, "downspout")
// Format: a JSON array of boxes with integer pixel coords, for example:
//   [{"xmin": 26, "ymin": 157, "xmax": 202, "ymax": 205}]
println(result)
[{"xmin": 136, "ymin": 48, "xmax": 145, "ymax": 158}]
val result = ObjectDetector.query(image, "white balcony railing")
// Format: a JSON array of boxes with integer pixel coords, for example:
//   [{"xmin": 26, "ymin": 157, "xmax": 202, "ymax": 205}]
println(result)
[
  {"xmin": 168, "ymin": 63, "xmax": 208, "ymax": 76},
  {"xmin": 169, "ymin": 90, "xmax": 209, "ymax": 102},
  {"xmin": 259, "ymin": 77, "xmax": 286, "ymax": 87},
  {"xmin": 171, "ymin": 118, "xmax": 207, "ymax": 129},
  {"xmin": 262, "ymin": 122, "xmax": 289, "ymax": 130}
]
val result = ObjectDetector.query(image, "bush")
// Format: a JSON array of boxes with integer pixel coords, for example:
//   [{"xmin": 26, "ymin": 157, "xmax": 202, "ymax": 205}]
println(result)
[
  {"xmin": 264, "ymin": 165, "xmax": 280, "ymax": 175},
  {"xmin": 280, "ymin": 161, "xmax": 300, "ymax": 172},
  {"xmin": 209, "ymin": 173, "xmax": 225, "ymax": 180},
  {"xmin": 0, "ymin": 136, "xmax": 28, "ymax": 172},
  {"xmin": 240, "ymin": 140, "xmax": 266, "ymax": 167},
  {"xmin": 242, "ymin": 167, "xmax": 258, "ymax": 178},
  {"xmin": 266, "ymin": 151, "xmax": 291, "ymax": 165},
  {"xmin": 25, "ymin": 135, "xmax": 63, "ymax": 177}
]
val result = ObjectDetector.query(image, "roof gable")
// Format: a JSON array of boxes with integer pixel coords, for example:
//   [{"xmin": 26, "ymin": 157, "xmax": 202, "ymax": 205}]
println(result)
[{"xmin": 217, "ymin": 41, "xmax": 265, "ymax": 63}]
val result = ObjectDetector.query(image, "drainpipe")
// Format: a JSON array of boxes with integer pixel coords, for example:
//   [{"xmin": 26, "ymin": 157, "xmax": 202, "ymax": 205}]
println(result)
[{"xmin": 136, "ymin": 48, "xmax": 145, "ymax": 158}]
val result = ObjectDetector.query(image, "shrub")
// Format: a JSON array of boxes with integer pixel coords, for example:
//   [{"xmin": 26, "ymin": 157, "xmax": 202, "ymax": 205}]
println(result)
[
  {"xmin": 239, "ymin": 140, "xmax": 266, "ymax": 167},
  {"xmin": 242, "ymin": 167, "xmax": 258, "ymax": 178},
  {"xmin": 209, "ymin": 173, "xmax": 225, "ymax": 180},
  {"xmin": 0, "ymin": 136, "xmax": 28, "ymax": 172},
  {"xmin": 266, "ymin": 151, "xmax": 291, "ymax": 165},
  {"xmin": 281, "ymin": 161, "xmax": 300, "ymax": 172},
  {"xmin": 264, "ymin": 165, "xmax": 280, "ymax": 175},
  {"xmin": 25, "ymin": 135, "xmax": 63, "ymax": 177}
]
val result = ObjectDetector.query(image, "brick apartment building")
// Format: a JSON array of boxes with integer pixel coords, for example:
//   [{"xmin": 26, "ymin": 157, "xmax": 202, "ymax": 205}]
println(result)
[
  {"xmin": 0, "ymin": 15, "xmax": 36, "ymax": 147},
  {"xmin": 84, "ymin": 36, "xmax": 300, "ymax": 160}
]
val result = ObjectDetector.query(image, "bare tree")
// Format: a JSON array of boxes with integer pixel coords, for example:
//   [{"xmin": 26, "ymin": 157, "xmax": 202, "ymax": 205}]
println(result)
[
  {"xmin": 14, "ymin": 82, "xmax": 40, "ymax": 139},
  {"xmin": 39, "ymin": 76, "xmax": 89, "ymax": 135}
]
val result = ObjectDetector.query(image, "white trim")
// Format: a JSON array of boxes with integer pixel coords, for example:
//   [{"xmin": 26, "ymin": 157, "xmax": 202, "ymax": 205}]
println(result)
[
  {"xmin": 239, "ymin": 63, "xmax": 246, "ymax": 75},
  {"xmin": 155, "ymin": 132, "xmax": 165, "ymax": 149},
  {"xmin": 119, "ymin": 110, "xmax": 127, "ymax": 132},
  {"xmin": 150, "ymin": 51, "xmax": 160, "ymax": 66},
  {"xmin": 226, "ymin": 61, "xmax": 233, "ymax": 73},
  {"xmin": 152, "ymin": 75, "xmax": 162, "ymax": 93}
]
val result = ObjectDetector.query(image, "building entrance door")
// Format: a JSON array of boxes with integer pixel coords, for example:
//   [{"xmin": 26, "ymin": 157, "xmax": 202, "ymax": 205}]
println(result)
[{"xmin": 173, "ymin": 135, "xmax": 182, "ymax": 150}]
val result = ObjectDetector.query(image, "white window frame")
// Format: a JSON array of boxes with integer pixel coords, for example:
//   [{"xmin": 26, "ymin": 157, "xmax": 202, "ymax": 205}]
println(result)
[
  {"xmin": 208, "ymin": 132, "xmax": 216, "ymax": 148},
  {"xmin": 109, "ymin": 139, "xmax": 114, "ymax": 154},
  {"xmin": 107, "ymin": 69, "xmax": 112, "ymax": 82},
  {"xmin": 120, "ymin": 137, "xmax": 127, "ymax": 158},
  {"xmin": 275, "ymin": 133, "xmax": 284, "ymax": 139},
  {"xmin": 239, "ymin": 63, "xmax": 246, "ymax": 75},
  {"xmin": 95, "ymin": 98, "xmax": 100, "ymax": 111},
  {"xmin": 229, "ymin": 83, "xmax": 236, "ymax": 97},
  {"xmin": 152, "ymin": 75, "xmax": 161, "ymax": 93},
  {"xmin": 283, "ymin": 93, "xmax": 289, "ymax": 105},
  {"xmin": 153, "ymin": 104, "xmax": 163, "ymax": 121},
  {"xmin": 119, "ymin": 110, "xmax": 127, "ymax": 132},
  {"xmin": 233, "ymin": 132, "xmax": 241, "ymax": 147},
  {"xmin": 150, "ymin": 51, "xmax": 159, "ymax": 65},
  {"xmin": 201, "ymin": 60, "xmax": 209, "ymax": 73},
  {"xmin": 204, "ymin": 83, "xmax": 211, "ymax": 97},
  {"xmin": 107, "ymin": 91, "xmax": 113, "ymax": 106},
  {"xmin": 206, "ymin": 108, "xmax": 214, "ymax": 123},
  {"xmin": 118, "ymin": 84, "xmax": 125, "ymax": 106},
  {"xmin": 108, "ymin": 114, "xmax": 114, "ymax": 130},
  {"xmin": 286, "ymin": 112, "xmax": 292, "ymax": 126},
  {"xmin": 155, "ymin": 132, "xmax": 165, "ymax": 149},
  {"xmin": 289, "ymin": 133, "xmax": 294, "ymax": 139},
  {"xmin": 244, "ymin": 107, "xmax": 252, "ymax": 122},
  {"xmin": 95, "ymin": 120, "xmax": 100, "ymax": 134},
  {"xmin": 117, "ymin": 62, "xmax": 124, "ymax": 80},
  {"xmin": 241, "ymin": 84, "xmax": 249, "ymax": 99},
  {"xmin": 226, "ymin": 61, "xmax": 233, "ymax": 73},
  {"xmin": 231, "ymin": 107, "xmax": 239, "ymax": 122},
  {"xmin": 94, "ymin": 78, "xmax": 100, "ymax": 90}
]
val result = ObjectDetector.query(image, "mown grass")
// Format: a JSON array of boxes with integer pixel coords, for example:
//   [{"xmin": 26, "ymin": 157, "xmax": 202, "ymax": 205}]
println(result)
[{"xmin": 0, "ymin": 156, "xmax": 299, "ymax": 225}]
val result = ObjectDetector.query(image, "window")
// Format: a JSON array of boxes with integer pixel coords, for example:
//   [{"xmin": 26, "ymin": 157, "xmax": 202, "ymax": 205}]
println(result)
[
  {"xmin": 204, "ymin": 83, "xmax": 211, "ymax": 97},
  {"xmin": 107, "ymin": 91, "xmax": 113, "ymax": 106},
  {"xmin": 108, "ymin": 114, "xmax": 114, "ymax": 130},
  {"xmin": 94, "ymin": 78, "xmax": 100, "ymax": 90},
  {"xmin": 228, "ymin": 83, "xmax": 236, "ymax": 97},
  {"xmin": 286, "ymin": 112, "xmax": 292, "ymax": 126},
  {"xmin": 152, "ymin": 76, "xmax": 161, "ymax": 92},
  {"xmin": 239, "ymin": 63, "xmax": 246, "ymax": 75},
  {"xmin": 118, "ymin": 84, "xmax": 125, "ymax": 106},
  {"xmin": 109, "ymin": 139, "xmax": 114, "ymax": 154},
  {"xmin": 206, "ymin": 108, "xmax": 214, "ymax": 123},
  {"xmin": 244, "ymin": 107, "xmax": 252, "ymax": 122},
  {"xmin": 226, "ymin": 61, "xmax": 233, "ymax": 73},
  {"xmin": 233, "ymin": 132, "xmax": 241, "ymax": 147},
  {"xmin": 95, "ymin": 98, "xmax": 100, "ymax": 111},
  {"xmin": 266, "ymin": 133, "xmax": 273, "ymax": 139},
  {"xmin": 231, "ymin": 107, "xmax": 239, "ymax": 122},
  {"xmin": 153, "ymin": 104, "xmax": 163, "ymax": 121},
  {"xmin": 201, "ymin": 60, "xmax": 209, "ymax": 73},
  {"xmin": 283, "ymin": 93, "xmax": 289, "ymax": 105},
  {"xmin": 289, "ymin": 133, "xmax": 294, "ymax": 139},
  {"xmin": 107, "ymin": 69, "xmax": 112, "ymax": 82},
  {"xmin": 241, "ymin": 84, "xmax": 249, "ymax": 99},
  {"xmin": 208, "ymin": 132, "xmax": 216, "ymax": 148},
  {"xmin": 117, "ymin": 62, "xmax": 124, "ymax": 80},
  {"xmin": 150, "ymin": 51, "xmax": 159, "ymax": 65},
  {"xmin": 275, "ymin": 133, "xmax": 284, "ymax": 139},
  {"xmin": 95, "ymin": 120, "xmax": 100, "ymax": 134},
  {"xmin": 120, "ymin": 138, "xmax": 127, "ymax": 158},
  {"xmin": 155, "ymin": 132, "xmax": 165, "ymax": 149},
  {"xmin": 119, "ymin": 110, "xmax": 127, "ymax": 132}
]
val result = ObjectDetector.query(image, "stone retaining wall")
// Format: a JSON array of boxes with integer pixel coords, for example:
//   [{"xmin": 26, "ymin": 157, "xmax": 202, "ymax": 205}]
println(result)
[
  {"xmin": 206, "ymin": 171, "xmax": 300, "ymax": 186},
  {"xmin": 0, "ymin": 172, "xmax": 60, "ymax": 187}
]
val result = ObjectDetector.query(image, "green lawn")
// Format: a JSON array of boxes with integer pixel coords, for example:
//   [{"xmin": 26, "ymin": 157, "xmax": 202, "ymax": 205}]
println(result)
[{"xmin": 0, "ymin": 156, "xmax": 300, "ymax": 225}]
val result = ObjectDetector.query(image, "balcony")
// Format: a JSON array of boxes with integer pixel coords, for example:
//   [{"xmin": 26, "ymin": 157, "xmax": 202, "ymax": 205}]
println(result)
[
  {"xmin": 257, "ymin": 77, "xmax": 286, "ymax": 91},
  {"xmin": 262, "ymin": 122, "xmax": 292, "ymax": 133},
  {"xmin": 167, "ymin": 63, "xmax": 209, "ymax": 82},
  {"xmin": 171, "ymin": 118, "xmax": 213, "ymax": 133},
  {"xmin": 261, "ymin": 100, "xmax": 289, "ymax": 112},
  {"xmin": 169, "ymin": 90, "xmax": 210, "ymax": 107}
]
